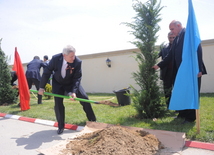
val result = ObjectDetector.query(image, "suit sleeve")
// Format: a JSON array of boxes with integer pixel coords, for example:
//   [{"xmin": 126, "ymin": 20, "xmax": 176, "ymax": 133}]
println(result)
[
  {"xmin": 197, "ymin": 44, "xmax": 207, "ymax": 74},
  {"xmin": 157, "ymin": 47, "xmax": 172, "ymax": 69},
  {"xmin": 39, "ymin": 58, "xmax": 55, "ymax": 88},
  {"xmin": 70, "ymin": 61, "xmax": 82, "ymax": 93}
]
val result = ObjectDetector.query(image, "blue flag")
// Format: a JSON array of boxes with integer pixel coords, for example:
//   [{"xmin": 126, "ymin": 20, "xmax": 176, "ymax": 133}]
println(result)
[{"xmin": 169, "ymin": 0, "xmax": 200, "ymax": 110}]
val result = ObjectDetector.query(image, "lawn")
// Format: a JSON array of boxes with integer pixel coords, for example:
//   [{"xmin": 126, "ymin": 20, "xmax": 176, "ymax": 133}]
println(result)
[{"xmin": 0, "ymin": 92, "xmax": 214, "ymax": 143}]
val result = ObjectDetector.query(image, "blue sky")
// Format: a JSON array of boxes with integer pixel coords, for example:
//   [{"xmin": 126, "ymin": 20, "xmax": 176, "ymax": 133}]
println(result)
[{"xmin": 0, "ymin": 0, "xmax": 213, "ymax": 64}]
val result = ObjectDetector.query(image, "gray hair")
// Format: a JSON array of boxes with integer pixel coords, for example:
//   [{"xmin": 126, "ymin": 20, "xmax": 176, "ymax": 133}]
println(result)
[
  {"xmin": 171, "ymin": 20, "xmax": 182, "ymax": 26},
  {"xmin": 62, "ymin": 45, "xmax": 76, "ymax": 55}
]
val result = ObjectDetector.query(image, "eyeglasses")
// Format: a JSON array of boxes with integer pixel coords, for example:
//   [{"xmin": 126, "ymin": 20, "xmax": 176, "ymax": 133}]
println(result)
[{"xmin": 169, "ymin": 37, "xmax": 175, "ymax": 39}]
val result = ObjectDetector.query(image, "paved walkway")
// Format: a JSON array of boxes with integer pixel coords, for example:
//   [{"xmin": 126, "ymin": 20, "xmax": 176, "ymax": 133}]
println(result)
[{"xmin": 0, "ymin": 113, "xmax": 214, "ymax": 155}]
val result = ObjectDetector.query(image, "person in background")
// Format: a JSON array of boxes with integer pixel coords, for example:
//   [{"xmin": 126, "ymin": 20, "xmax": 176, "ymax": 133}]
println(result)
[
  {"xmin": 153, "ymin": 20, "xmax": 207, "ymax": 124},
  {"xmin": 43, "ymin": 55, "xmax": 49, "ymax": 64},
  {"xmin": 43, "ymin": 55, "xmax": 52, "ymax": 84},
  {"xmin": 38, "ymin": 45, "xmax": 96, "ymax": 134},
  {"xmin": 26, "ymin": 56, "xmax": 47, "ymax": 104},
  {"xmin": 10, "ymin": 71, "xmax": 18, "ymax": 87},
  {"xmin": 158, "ymin": 32, "xmax": 175, "ymax": 109}
]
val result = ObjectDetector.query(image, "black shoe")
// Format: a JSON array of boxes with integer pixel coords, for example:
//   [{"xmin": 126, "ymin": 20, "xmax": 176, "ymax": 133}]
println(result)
[
  {"xmin": 57, "ymin": 128, "xmax": 64, "ymax": 134},
  {"xmin": 38, "ymin": 102, "xmax": 43, "ymax": 104}
]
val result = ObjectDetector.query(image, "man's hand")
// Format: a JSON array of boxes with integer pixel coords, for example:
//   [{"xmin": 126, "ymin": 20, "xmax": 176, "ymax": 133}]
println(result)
[
  {"xmin": 12, "ymin": 85, "xmax": 18, "ymax": 89},
  {"xmin": 38, "ymin": 88, "xmax": 45, "ymax": 95},
  {"xmin": 152, "ymin": 65, "xmax": 160, "ymax": 70},
  {"xmin": 69, "ymin": 93, "xmax": 76, "ymax": 101},
  {"xmin": 198, "ymin": 72, "xmax": 202, "ymax": 77}
]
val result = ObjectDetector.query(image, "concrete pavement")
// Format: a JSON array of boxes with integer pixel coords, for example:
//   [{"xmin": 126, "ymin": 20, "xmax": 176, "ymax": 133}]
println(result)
[
  {"xmin": 0, "ymin": 114, "xmax": 214, "ymax": 155},
  {"xmin": 0, "ymin": 117, "xmax": 83, "ymax": 155}
]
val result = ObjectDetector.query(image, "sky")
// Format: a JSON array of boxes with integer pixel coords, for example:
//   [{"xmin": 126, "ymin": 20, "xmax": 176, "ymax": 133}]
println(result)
[{"xmin": 0, "ymin": 0, "xmax": 214, "ymax": 64}]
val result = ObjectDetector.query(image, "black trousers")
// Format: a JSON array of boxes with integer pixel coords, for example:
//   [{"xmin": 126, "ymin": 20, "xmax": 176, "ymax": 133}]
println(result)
[
  {"xmin": 54, "ymin": 85, "xmax": 96, "ymax": 129},
  {"xmin": 163, "ymin": 74, "xmax": 173, "ymax": 109},
  {"xmin": 27, "ymin": 78, "xmax": 42, "ymax": 104}
]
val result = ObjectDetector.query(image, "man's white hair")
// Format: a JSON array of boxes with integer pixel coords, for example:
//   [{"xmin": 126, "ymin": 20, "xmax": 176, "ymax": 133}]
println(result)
[{"xmin": 62, "ymin": 45, "xmax": 76, "ymax": 55}]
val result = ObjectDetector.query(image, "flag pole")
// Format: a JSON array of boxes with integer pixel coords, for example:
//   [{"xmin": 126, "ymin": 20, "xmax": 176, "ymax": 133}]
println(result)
[{"xmin": 196, "ymin": 109, "xmax": 200, "ymax": 134}]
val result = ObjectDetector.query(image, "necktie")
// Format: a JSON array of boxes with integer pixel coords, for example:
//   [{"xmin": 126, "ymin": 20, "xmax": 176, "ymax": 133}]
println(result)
[
  {"xmin": 61, "ymin": 62, "xmax": 67, "ymax": 78},
  {"xmin": 66, "ymin": 63, "xmax": 74, "ymax": 74}
]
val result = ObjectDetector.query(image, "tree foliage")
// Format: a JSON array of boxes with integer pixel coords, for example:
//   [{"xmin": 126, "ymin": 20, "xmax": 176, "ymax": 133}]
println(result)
[
  {"xmin": 0, "ymin": 39, "xmax": 17, "ymax": 105},
  {"xmin": 123, "ymin": 0, "xmax": 166, "ymax": 118}
]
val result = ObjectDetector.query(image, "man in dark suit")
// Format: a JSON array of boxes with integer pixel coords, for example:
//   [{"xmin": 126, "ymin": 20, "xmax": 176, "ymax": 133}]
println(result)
[
  {"xmin": 43, "ymin": 55, "xmax": 50, "ymax": 73},
  {"xmin": 43, "ymin": 55, "xmax": 52, "ymax": 84},
  {"xmin": 159, "ymin": 32, "xmax": 175, "ymax": 108},
  {"xmin": 38, "ymin": 45, "xmax": 96, "ymax": 134},
  {"xmin": 153, "ymin": 20, "xmax": 207, "ymax": 124},
  {"xmin": 26, "ymin": 56, "xmax": 47, "ymax": 104}
]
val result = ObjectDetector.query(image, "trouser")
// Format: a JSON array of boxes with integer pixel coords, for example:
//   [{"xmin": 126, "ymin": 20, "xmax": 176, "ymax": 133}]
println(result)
[
  {"xmin": 163, "ymin": 80, "xmax": 173, "ymax": 109},
  {"xmin": 162, "ymin": 69, "xmax": 173, "ymax": 109},
  {"xmin": 177, "ymin": 109, "xmax": 196, "ymax": 121},
  {"xmin": 54, "ymin": 85, "xmax": 96, "ymax": 129},
  {"xmin": 27, "ymin": 78, "xmax": 42, "ymax": 104}
]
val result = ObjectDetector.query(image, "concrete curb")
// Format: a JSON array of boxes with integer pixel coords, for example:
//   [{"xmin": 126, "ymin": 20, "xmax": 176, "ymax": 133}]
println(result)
[
  {"xmin": 0, "ymin": 113, "xmax": 84, "ymax": 132},
  {"xmin": 0, "ymin": 113, "xmax": 213, "ymax": 151},
  {"xmin": 185, "ymin": 140, "xmax": 214, "ymax": 151}
]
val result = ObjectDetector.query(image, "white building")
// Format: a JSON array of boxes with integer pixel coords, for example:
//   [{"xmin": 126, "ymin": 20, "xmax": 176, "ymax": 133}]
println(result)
[{"xmin": 21, "ymin": 39, "xmax": 214, "ymax": 93}]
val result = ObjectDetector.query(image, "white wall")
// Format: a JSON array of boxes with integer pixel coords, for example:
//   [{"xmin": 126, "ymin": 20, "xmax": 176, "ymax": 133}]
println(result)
[
  {"xmin": 200, "ymin": 39, "xmax": 214, "ymax": 93},
  {"xmin": 79, "ymin": 49, "xmax": 140, "ymax": 93},
  {"xmin": 20, "ymin": 39, "xmax": 214, "ymax": 93},
  {"xmin": 79, "ymin": 39, "xmax": 214, "ymax": 93}
]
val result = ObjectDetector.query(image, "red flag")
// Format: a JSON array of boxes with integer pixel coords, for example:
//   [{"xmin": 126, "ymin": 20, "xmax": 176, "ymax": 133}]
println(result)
[{"xmin": 12, "ymin": 47, "xmax": 30, "ymax": 111}]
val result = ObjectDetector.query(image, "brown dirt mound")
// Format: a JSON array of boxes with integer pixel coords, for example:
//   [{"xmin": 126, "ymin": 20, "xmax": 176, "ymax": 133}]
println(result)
[
  {"xmin": 98, "ymin": 100, "xmax": 119, "ymax": 106},
  {"xmin": 60, "ymin": 126, "xmax": 164, "ymax": 155}
]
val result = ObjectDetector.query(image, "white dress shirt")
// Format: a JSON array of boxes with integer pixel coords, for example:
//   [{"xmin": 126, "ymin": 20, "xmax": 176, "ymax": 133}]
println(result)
[{"xmin": 61, "ymin": 59, "xmax": 67, "ymax": 78}]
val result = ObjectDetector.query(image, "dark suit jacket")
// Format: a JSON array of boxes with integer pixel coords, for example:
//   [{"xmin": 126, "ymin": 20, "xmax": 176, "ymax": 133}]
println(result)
[
  {"xmin": 25, "ymin": 59, "xmax": 47, "ymax": 81},
  {"xmin": 39, "ymin": 53, "xmax": 82, "ymax": 94},
  {"xmin": 158, "ymin": 43, "xmax": 172, "ymax": 80},
  {"xmin": 158, "ymin": 28, "xmax": 207, "ymax": 83}
]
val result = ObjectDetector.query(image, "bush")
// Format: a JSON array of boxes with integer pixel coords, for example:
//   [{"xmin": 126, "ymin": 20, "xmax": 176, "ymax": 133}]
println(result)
[
  {"xmin": 45, "ymin": 83, "xmax": 52, "ymax": 99},
  {"xmin": 0, "ymin": 39, "xmax": 17, "ymax": 105}
]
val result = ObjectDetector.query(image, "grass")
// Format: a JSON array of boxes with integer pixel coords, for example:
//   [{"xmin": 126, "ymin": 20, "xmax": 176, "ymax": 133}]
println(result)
[{"xmin": 1, "ymin": 93, "xmax": 214, "ymax": 143}]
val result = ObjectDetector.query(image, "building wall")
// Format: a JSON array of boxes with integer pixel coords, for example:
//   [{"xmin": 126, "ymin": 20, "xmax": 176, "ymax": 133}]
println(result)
[
  {"xmin": 79, "ymin": 39, "xmax": 214, "ymax": 93},
  {"xmin": 21, "ymin": 39, "xmax": 214, "ymax": 93},
  {"xmin": 200, "ymin": 39, "xmax": 214, "ymax": 93},
  {"xmin": 79, "ymin": 49, "xmax": 140, "ymax": 93}
]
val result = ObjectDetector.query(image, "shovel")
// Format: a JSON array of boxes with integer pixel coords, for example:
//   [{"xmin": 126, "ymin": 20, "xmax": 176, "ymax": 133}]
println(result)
[{"xmin": 30, "ymin": 89, "xmax": 100, "ymax": 104}]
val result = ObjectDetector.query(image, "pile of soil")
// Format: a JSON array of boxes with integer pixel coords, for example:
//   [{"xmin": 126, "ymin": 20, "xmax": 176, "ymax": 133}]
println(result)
[
  {"xmin": 98, "ymin": 100, "xmax": 119, "ymax": 106},
  {"xmin": 60, "ymin": 126, "xmax": 164, "ymax": 155}
]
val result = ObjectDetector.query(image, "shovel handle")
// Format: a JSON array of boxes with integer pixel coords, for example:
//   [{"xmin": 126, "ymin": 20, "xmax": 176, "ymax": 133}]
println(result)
[{"xmin": 30, "ymin": 89, "xmax": 99, "ymax": 104}]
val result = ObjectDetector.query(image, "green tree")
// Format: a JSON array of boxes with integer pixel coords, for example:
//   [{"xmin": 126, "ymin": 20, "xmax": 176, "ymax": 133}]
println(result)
[
  {"xmin": 123, "ymin": 0, "xmax": 166, "ymax": 118},
  {"xmin": 0, "ymin": 39, "xmax": 17, "ymax": 105}
]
